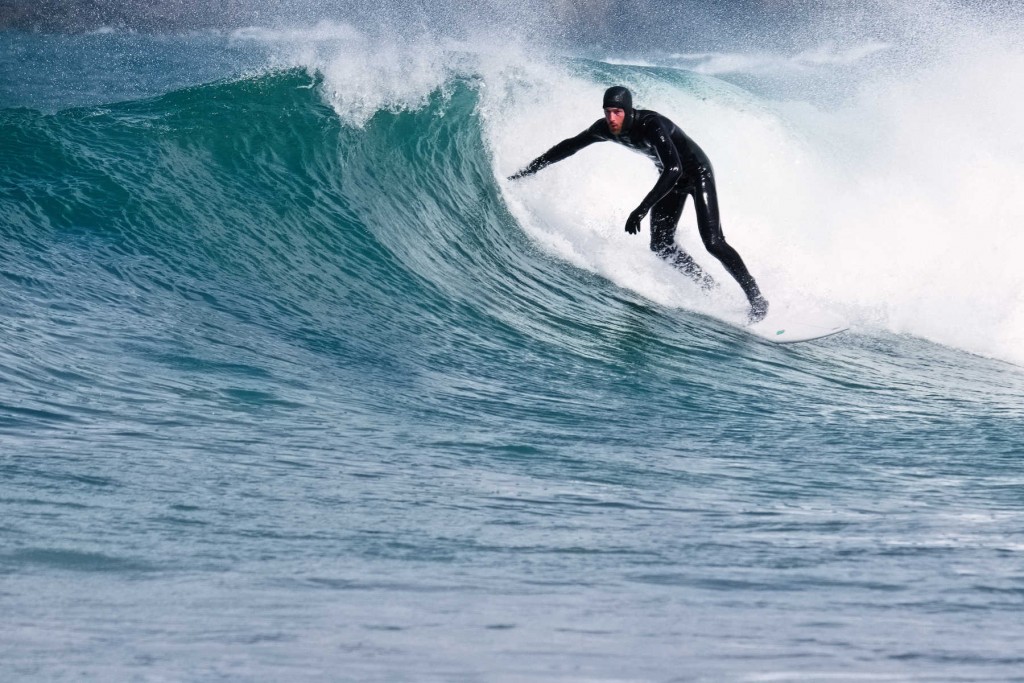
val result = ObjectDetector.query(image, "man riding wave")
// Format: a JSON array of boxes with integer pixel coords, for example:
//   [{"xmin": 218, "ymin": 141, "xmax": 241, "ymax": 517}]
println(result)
[{"xmin": 509, "ymin": 86, "xmax": 769, "ymax": 323}]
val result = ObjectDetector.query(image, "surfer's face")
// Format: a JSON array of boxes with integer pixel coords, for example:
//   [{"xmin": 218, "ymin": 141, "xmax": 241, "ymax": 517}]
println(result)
[{"xmin": 604, "ymin": 107, "xmax": 626, "ymax": 135}]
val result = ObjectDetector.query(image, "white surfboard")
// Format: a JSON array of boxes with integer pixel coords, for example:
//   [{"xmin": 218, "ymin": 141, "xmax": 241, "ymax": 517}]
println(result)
[{"xmin": 746, "ymin": 307, "xmax": 849, "ymax": 344}]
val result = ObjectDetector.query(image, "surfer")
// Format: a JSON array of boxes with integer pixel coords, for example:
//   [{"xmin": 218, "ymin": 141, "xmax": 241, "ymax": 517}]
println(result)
[{"xmin": 509, "ymin": 86, "xmax": 769, "ymax": 323}]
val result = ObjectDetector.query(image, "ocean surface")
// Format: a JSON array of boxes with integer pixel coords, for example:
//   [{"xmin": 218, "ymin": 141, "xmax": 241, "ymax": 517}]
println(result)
[{"xmin": 2, "ymin": 14, "xmax": 1024, "ymax": 682}]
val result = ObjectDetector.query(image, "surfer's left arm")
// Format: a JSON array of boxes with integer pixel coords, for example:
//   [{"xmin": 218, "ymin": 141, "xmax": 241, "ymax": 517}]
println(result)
[{"xmin": 624, "ymin": 118, "xmax": 683, "ymax": 234}]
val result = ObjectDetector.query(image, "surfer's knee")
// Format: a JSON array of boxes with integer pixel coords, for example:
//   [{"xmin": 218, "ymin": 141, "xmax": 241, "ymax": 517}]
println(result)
[
  {"xmin": 703, "ymin": 237, "xmax": 724, "ymax": 258},
  {"xmin": 702, "ymin": 232, "xmax": 732, "ymax": 260}
]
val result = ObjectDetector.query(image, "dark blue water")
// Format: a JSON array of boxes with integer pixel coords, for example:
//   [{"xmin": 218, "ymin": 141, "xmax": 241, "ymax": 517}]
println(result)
[{"xmin": 2, "ymin": 28, "xmax": 1024, "ymax": 682}]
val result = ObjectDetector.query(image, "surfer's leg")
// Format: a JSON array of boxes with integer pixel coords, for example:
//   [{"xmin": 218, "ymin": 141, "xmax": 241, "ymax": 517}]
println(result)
[
  {"xmin": 650, "ymin": 186, "xmax": 716, "ymax": 289},
  {"xmin": 692, "ymin": 171, "xmax": 768, "ymax": 321}
]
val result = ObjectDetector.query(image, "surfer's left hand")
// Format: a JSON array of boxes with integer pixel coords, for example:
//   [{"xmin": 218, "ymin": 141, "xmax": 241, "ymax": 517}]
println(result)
[{"xmin": 625, "ymin": 208, "xmax": 645, "ymax": 235}]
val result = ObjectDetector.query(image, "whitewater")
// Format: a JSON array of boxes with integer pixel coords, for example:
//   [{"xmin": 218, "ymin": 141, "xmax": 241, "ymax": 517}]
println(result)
[{"xmin": 2, "ymin": 5, "xmax": 1024, "ymax": 681}]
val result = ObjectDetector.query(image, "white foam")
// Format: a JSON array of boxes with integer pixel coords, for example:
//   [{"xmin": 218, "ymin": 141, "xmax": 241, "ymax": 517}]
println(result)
[{"xmin": 768, "ymin": 35, "xmax": 1024, "ymax": 363}]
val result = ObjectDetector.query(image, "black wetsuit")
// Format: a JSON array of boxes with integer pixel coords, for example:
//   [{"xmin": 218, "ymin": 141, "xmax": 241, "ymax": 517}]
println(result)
[{"xmin": 513, "ymin": 109, "xmax": 766, "ymax": 314}]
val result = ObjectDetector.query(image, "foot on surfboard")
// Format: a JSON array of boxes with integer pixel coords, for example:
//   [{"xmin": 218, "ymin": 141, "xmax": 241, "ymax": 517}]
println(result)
[{"xmin": 747, "ymin": 295, "xmax": 769, "ymax": 324}]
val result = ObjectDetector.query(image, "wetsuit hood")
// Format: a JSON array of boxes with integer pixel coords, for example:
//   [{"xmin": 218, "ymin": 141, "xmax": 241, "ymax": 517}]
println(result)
[
  {"xmin": 603, "ymin": 85, "xmax": 632, "ymax": 111},
  {"xmin": 603, "ymin": 85, "xmax": 635, "ymax": 134}
]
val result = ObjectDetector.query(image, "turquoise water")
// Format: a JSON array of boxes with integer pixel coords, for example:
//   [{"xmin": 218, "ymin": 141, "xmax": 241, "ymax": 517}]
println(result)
[{"xmin": 2, "ymin": 28, "xmax": 1024, "ymax": 682}]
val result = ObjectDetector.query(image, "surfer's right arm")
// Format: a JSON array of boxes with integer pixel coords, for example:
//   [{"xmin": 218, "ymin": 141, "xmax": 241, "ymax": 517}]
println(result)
[{"xmin": 508, "ymin": 124, "xmax": 604, "ymax": 180}]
